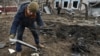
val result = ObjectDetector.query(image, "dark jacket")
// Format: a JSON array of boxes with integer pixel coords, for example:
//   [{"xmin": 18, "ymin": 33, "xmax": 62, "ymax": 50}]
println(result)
[{"xmin": 10, "ymin": 2, "xmax": 44, "ymax": 35}]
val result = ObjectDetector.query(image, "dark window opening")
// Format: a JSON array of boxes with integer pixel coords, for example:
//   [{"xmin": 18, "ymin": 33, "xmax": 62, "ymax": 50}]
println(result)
[
  {"xmin": 89, "ymin": 2, "xmax": 100, "ymax": 8},
  {"xmin": 56, "ymin": 2, "xmax": 59, "ymax": 7},
  {"xmin": 73, "ymin": 1, "xmax": 78, "ymax": 8},
  {"xmin": 64, "ymin": 1, "xmax": 68, "ymax": 7}
]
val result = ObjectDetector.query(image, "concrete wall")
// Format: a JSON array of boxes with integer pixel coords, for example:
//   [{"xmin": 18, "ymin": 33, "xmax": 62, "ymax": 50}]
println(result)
[{"xmin": 81, "ymin": 0, "xmax": 100, "ymax": 10}]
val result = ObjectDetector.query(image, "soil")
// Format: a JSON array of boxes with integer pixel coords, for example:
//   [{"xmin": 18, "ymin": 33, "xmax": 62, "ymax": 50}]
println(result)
[{"xmin": 0, "ymin": 14, "xmax": 100, "ymax": 56}]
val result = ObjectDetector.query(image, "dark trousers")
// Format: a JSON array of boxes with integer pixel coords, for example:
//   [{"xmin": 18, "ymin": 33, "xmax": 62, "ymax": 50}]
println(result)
[{"xmin": 16, "ymin": 25, "xmax": 39, "ymax": 52}]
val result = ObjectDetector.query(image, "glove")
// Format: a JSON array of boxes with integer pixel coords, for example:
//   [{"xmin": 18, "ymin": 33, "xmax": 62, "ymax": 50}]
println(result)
[
  {"xmin": 9, "ymin": 34, "xmax": 15, "ymax": 39},
  {"xmin": 9, "ymin": 34, "xmax": 16, "ymax": 44},
  {"xmin": 38, "ymin": 26, "xmax": 44, "ymax": 30}
]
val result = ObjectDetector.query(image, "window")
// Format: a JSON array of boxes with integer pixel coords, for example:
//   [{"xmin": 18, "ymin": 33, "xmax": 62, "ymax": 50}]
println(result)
[
  {"xmin": 73, "ymin": 1, "xmax": 78, "ymax": 8},
  {"xmin": 64, "ymin": 1, "xmax": 68, "ymax": 7},
  {"xmin": 56, "ymin": 2, "xmax": 59, "ymax": 7}
]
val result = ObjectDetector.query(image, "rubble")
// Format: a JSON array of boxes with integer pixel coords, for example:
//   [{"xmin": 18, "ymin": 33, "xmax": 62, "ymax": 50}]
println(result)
[
  {"xmin": 0, "ymin": 10, "xmax": 100, "ymax": 56},
  {"xmin": 8, "ymin": 48, "xmax": 16, "ymax": 54},
  {"xmin": 0, "ymin": 42, "xmax": 6, "ymax": 49},
  {"xmin": 31, "ymin": 53, "xmax": 39, "ymax": 56}
]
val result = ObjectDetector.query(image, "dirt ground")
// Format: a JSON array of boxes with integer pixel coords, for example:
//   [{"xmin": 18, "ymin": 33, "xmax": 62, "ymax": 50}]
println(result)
[{"xmin": 0, "ymin": 13, "xmax": 100, "ymax": 56}]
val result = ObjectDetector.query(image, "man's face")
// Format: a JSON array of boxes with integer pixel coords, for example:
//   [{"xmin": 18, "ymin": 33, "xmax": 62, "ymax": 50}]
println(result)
[
  {"xmin": 27, "ymin": 7, "xmax": 34, "ymax": 16},
  {"xmin": 26, "ymin": 7, "xmax": 36, "ymax": 18}
]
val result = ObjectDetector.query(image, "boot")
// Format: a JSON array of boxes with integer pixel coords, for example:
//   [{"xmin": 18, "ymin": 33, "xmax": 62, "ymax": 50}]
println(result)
[{"xmin": 37, "ymin": 44, "xmax": 45, "ymax": 48}]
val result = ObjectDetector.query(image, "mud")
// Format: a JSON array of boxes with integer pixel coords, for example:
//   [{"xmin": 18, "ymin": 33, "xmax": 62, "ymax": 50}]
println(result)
[{"xmin": 0, "ymin": 14, "xmax": 100, "ymax": 56}]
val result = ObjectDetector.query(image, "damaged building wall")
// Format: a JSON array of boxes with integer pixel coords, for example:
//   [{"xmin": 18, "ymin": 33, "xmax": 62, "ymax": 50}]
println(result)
[
  {"xmin": 88, "ymin": 0, "xmax": 100, "ymax": 16},
  {"xmin": 53, "ymin": 0, "xmax": 100, "ymax": 10},
  {"xmin": 54, "ymin": 0, "xmax": 81, "ymax": 10},
  {"xmin": 81, "ymin": 0, "xmax": 100, "ymax": 10}
]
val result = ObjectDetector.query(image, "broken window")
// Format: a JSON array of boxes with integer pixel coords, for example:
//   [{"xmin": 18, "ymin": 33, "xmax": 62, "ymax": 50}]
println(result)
[
  {"xmin": 64, "ymin": 1, "xmax": 68, "ymax": 8},
  {"xmin": 89, "ymin": 2, "xmax": 100, "ymax": 8},
  {"xmin": 73, "ymin": 1, "xmax": 78, "ymax": 8},
  {"xmin": 56, "ymin": 2, "xmax": 59, "ymax": 7}
]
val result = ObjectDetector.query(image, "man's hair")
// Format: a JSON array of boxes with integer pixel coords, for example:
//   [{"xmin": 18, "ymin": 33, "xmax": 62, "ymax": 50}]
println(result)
[{"xmin": 28, "ymin": 2, "xmax": 39, "ymax": 13}]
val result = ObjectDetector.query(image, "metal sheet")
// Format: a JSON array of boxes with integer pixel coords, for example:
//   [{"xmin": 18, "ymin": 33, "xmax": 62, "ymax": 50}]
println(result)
[{"xmin": 44, "ymin": 6, "xmax": 51, "ymax": 14}]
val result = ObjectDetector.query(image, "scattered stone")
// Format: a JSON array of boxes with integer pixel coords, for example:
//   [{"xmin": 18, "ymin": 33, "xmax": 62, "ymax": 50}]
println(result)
[
  {"xmin": 31, "ymin": 53, "xmax": 39, "ymax": 56},
  {"xmin": 0, "ymin": 42, "xmax": 6, "ymax": 49},
  {"xmin": 8, "ymin": 48, "xmax": 16, "ymax": 54}
]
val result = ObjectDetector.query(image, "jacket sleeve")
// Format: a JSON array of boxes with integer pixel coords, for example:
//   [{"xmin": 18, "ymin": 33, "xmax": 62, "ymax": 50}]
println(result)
[
  {"xmin": 10, "ymin": 13, "xmax": 21, "ymax": 35},
  {"xmin": 36, "ymin": 11, "xmax": 44, "ymax": 26}
]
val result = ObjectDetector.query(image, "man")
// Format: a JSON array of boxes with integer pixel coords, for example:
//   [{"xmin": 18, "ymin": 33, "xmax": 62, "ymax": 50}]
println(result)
[
  {"xmin": 9, "ymin": 1, "xmax": 44, "ymax": 56},
  {"xmin": 57, "ymin": 3, "xmax": 61, "ymax": 15}
]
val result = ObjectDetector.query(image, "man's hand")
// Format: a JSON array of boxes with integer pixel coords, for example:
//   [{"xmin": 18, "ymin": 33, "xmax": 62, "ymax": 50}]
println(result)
[
  {"xmin": 38, "ymin": 26, "xmax": 44, "ymax": 30},
  {"xmin": 9, "ymin": 34, "xmax": 15, "ymax": 39},
  {"xmin": 9, "ymin": 34, "xmax": 16, "ymax": 44}
]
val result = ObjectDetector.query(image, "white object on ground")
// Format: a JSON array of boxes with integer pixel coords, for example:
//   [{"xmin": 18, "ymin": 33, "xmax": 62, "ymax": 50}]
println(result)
[
  {"xmin": 31, "ymin": 53, "xmax": 39, "ymax": 56},
  {"xmin": 92, "ymin": 11, "xmax": 100, "ymax": 26},
  {"xmin": 0, "ymin": 10, "xmax": 2, "ymax": 14},
  {"xmin": 0, "ymin": 42, "xmax": 6, "ymax": 48},
  {"xmin": 8, "ymin": 48, "xmax": 16, "ymax": 54},
  {"xmin": 92, "ymin": 11, "xmax": 100, "ymax": 17},
  {"xmin": 0, "ymin": 10, "xmax": 2, "ymax": 13}
]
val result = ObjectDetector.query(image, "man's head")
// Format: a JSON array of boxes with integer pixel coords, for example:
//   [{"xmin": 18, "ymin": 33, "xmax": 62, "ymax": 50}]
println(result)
[
  {"xmin": 27, "ymin": 2, "xmax": 39, "ymax": 15},
  {"xmin": 26, "ymin": 1, "xmax": 39, "ymax": 17}
]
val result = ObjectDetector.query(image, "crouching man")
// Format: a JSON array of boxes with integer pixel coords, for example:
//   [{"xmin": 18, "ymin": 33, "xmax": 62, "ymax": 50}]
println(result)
[{"xmin": 9, "ymin": 1, "xmax": 44, "ymax": 56}]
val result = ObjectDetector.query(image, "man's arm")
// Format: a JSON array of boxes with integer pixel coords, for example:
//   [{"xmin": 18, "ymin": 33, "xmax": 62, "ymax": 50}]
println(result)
[
  {"xmin": 10, "ymin": 13, "xmax": 21, "ymax": 35},
  {"xmin": 10, "ymin": 2, "xmax": 28, "ymax": 35},
  {"xmin": 9, "ymin": 2, "xmax": 28, "ymax": 39},
  {"xmin": 36, "ymin": 11, "xmax": 44, "ymax": 27}
]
